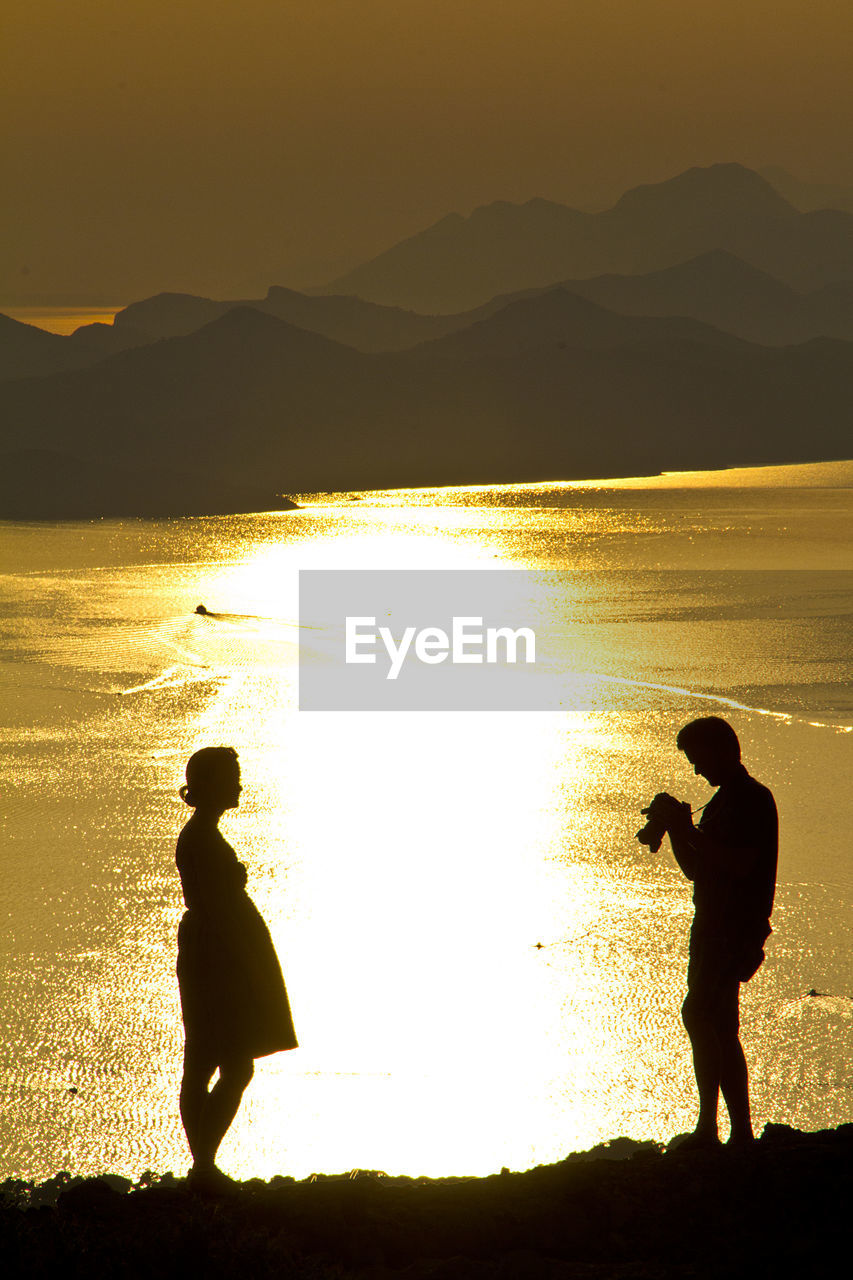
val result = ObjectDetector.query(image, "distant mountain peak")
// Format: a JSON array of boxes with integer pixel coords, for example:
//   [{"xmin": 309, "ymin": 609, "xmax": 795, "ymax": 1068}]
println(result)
[
  {"xmin": 204, "ymin": 304, "xmax": 281, "ymax": 330},
  {"xmin": 191, "ymin": 305, "xmax": 325, "ymax": 347},
  {"xmin": 463, "ymin": 196, "xmax": 581, "ymax": 226},
  {"xmin": 186, "ymin": 303, "xmax": 363, "ymax": 359},
  {"xmin": 430, "ymin": 211, "xmax": 466, "ymax": 233},
  {"xmin": 648, "ymin": 248, "xmax": 795, "ymax": 287},
  {"xmin": 609, "ymin": 162, "xmax": 797, "ymax": 220}
]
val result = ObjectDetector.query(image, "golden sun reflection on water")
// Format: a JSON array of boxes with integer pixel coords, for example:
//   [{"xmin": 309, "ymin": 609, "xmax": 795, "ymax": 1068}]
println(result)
[
  {"xmin": 196, "ymin": 708, "xmax": 600, "ymax": 1175},
  {"xmin": 146, "ymin": 523, "xmax": 649, "ymax": 1177}
]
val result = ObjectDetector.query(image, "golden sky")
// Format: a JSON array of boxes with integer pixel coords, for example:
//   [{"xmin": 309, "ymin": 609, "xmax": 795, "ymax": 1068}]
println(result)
[{"xmin": 3, "ymin": 1, "xmax": 853, "ymax": 305}]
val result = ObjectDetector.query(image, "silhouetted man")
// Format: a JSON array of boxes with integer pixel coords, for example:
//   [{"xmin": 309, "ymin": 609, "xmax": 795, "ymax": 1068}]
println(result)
[{"xmin": 640, "ymin": 716, "xmax": 777, "ymax": 1147}]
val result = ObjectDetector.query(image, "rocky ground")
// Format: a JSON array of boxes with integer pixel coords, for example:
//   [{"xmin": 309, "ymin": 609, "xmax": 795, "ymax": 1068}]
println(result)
[{"xmin": 1, "ymin": 1125, "xmax": 850, "ymax": 1279}]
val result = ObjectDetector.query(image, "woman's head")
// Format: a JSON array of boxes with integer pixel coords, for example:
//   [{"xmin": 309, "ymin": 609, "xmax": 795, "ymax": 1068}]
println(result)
[{"xmin": 180, "ymin": 746, "xmax": 241, "ymax": 811}]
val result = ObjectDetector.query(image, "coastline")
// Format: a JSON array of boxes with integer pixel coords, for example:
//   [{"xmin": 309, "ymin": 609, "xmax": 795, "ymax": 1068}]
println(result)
[
  {"xmin": 3, "ymin": 1124, "xmax": 850, "ymax": 1277},
  {"xmin": 1, "ymin": 456, "xmax": 850, "ymax": 523},
  {"xmin": 299, "ymin": 457, "xmax": 853, "ymax": 504}
]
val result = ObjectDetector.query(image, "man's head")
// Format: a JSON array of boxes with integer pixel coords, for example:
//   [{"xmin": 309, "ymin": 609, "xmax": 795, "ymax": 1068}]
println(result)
[{"xmin": 676, "ymin": 716, "xmax": 741, "ymax": 786}]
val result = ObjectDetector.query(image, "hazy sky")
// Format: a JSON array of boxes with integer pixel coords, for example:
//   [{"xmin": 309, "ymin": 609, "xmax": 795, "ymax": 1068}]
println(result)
[{"xmin": 4, "ymin": 1, "xmax": 853, "ymax": 305}]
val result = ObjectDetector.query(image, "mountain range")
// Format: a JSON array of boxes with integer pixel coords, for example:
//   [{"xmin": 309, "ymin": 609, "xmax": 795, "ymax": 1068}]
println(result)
[
  {"xmin": 6, "ymin": 244, "xmax": 853, "ymax": 393},
  {"xmin": 320, "ymin": 163, "xmax": 853, "ymax": 312},
  {"xmin": 2, "ymin": 161, "xmax": 852, "ymax": 517}
]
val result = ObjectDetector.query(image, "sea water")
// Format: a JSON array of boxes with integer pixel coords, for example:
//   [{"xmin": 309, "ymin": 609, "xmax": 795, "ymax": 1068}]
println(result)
[{"xmin": 1, "ymin": 461, "xmax": 851, "ymax": 1180}]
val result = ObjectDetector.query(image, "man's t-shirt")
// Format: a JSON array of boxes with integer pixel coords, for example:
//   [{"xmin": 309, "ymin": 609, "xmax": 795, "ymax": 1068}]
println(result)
[{"xmin": 692, "ymin": 764, "xmax": 778, "ymax": 948}]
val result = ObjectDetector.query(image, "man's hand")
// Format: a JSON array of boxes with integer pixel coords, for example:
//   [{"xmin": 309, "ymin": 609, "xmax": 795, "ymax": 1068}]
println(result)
[
  {"xmin": 643, "ymin": 793, "xmax": 697, "ymax": 879},
  {"xmin": 644, "ymin": 792, "xmax": 693, "ymax": 837}
]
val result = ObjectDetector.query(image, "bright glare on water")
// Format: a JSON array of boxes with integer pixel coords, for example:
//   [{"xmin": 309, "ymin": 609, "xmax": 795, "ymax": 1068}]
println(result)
[{"xmin": 0, "ymin": 463, "xmax": 851, "ymax": 1181}]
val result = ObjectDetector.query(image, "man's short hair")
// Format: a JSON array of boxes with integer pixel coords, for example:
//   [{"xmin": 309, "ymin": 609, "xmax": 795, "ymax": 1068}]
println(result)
[{"xmin": 676, "ymin": 716, "xmax": 741, "ymax": 761}]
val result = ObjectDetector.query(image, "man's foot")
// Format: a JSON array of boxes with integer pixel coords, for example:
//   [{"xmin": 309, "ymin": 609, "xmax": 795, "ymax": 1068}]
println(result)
[
  {"xmin": 186, "ymin": 1164, "xmax": 239, "ymax": 1194},
  {"xmin": 667, "ymin": 1129, "xmax": 722, "ymax": 1153}
]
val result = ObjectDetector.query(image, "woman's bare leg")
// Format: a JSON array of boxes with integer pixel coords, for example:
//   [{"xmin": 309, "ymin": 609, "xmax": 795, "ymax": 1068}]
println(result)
[
  {"xmin": 179, "ymin": 1044, "xmax": 217, "ymax": 1163},
  {"xmin": 180, "ymin": 1046, "xmax": 254, "ymax": 1175},
  {"xmin": 193, "ymin": 1057, "xmax": 254, "ymax": 1171}
]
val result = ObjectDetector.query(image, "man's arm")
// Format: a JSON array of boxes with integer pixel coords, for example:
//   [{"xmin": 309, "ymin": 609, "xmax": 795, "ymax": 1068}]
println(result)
[
  {"xmin": 660, "ymin": 792, "xmax": 776, "ymax": 880},
  {"xmin": 643, "ymin": 793, "xmax": 698, "ymax": 879},
  {"xmin": 667, "ymin": 811, "xmax": 700, "ymax": 880}
]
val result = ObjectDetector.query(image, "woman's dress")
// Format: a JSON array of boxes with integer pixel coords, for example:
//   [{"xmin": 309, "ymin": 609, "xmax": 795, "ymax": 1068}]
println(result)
[{"xmin": 176, "ymin": 817, "xmax": 298, "ymax": 1061}]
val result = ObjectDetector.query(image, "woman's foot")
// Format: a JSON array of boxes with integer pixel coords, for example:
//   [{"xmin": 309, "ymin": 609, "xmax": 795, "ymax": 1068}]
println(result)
[
  {"xmin": 726, "ymin": 1130, "xmax": 756, "ymax": 1150},
  {"xmin": 186, "ymin": 1163, "xmax": 239, "ymax": 1194}
]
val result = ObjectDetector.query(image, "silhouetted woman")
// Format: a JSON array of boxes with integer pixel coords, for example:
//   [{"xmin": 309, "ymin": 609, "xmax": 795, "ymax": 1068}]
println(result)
[{"xmin": 176, "ymin": 747, "xmax": 297, "ymax": 1188}]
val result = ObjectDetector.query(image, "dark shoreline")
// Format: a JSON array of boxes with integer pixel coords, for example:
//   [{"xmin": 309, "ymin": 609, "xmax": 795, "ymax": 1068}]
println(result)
[{"xmin": 3, "ymin": 1124, "xmax": 851, "ymax": 1278}]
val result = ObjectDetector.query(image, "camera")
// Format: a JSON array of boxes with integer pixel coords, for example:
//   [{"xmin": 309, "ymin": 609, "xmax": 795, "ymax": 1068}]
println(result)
[
  {"xmin": 636, "ymin": 794, "xmax": 671, "ymax": 852},
  {"xmin": 635, "ymin": 813, "xmax": 666, "ymax": 852},
  {"xmin": 636, "ymin": 792, "xmax": 689, "ymax": 852}
]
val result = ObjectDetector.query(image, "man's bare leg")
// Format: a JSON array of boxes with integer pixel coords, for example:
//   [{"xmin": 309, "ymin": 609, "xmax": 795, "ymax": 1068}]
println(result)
[
  {"xmin": 681, "ymin": 994, "xmax": 722, "ymax": 1145},
  {"xmin": 720, "ymin": 1034, "xmax": 754, "ymax": 1144}
]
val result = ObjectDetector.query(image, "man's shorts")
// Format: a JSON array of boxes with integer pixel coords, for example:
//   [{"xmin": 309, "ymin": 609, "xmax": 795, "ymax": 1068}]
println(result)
[{"xmin": 685, "ymin": 927, "xmax": 744, "ymax": 1035}]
